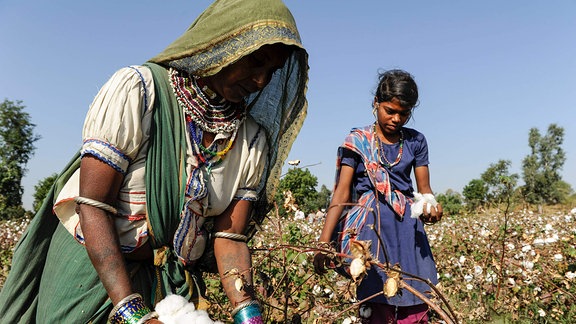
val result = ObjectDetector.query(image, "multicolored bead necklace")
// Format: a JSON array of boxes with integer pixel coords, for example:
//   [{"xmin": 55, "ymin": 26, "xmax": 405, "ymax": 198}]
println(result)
[
  {"xmin": 187, "ymin": 114, "xmax": 236, "ymax": 160},
  {"xmin": 170, "ymin": 68, "xmax": 246, "ymax": 134},
  {"xmin": 374, "ymin": 123, "xmax": 404, "ymax": 168},
  {"xmin": 170, "ymin": 68, "xmax": 243, "ymax": 162}
]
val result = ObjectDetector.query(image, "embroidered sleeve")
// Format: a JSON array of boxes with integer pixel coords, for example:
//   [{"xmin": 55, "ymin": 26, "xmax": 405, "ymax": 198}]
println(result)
[{"xmin": 81, "ymin": 67, "xmax": 153, "ymax": 174}]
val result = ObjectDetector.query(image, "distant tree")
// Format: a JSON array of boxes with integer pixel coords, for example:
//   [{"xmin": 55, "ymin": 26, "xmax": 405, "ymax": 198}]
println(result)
[
  {"xmin": 276, "ymin": 167, "xmax": 318, "ymax": 215},
  {"xmin": 480, "ymin": 160, "xmax": 519, "ymax": 206},
  {"xmin": 521, "ymin": 124, "xmax": 567, "ymax": 205},
  {"xmin": 306, "ymin": 184, "xmax": 331, "ymax": 213},
  {"xmin": 436, "ymin": 189, "xmax": 463, "ymax": 217},
  {"xmin": 462, "ymin": 179, "xmax": 488, "ymax": 212},
  {"xmin": 0, "ymin": 99, "xmax": 40, "ymax": 219},
  {"xmin": 554, "ymin": 180, "xmax": 574, "ymax": 205},
  {"xmin": 33, "ymin": 173, "xmax": 58, "ymax": 213}
]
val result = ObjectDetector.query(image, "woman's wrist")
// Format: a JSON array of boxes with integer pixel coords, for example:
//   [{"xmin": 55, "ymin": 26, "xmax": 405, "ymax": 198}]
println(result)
[
  {"xmin": 109, "ymin": 293, "xmax": 156, "ymax": 324},
  {"xmin": 232, "ymin": 299, "xmax": 263, "ymax": 324}
]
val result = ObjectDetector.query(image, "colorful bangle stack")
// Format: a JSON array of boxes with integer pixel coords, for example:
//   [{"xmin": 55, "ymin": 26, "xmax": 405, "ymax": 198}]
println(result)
[
  {"xmin": 108, "ymin": 293, "xmax": 157, "ymax": 324},
  {"xmin": 232, "ymin": 300, "xmax": 263, "ymax": 324}
]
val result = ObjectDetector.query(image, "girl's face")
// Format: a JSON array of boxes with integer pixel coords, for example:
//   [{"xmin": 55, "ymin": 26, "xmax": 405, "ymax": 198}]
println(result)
[
  {"xmin": 202, "ymin": 44, "xmax": 291, "ymax": 103},
  {"xmin": 374, "ymin": 98, "xmax": 412, "ymax": 135}
]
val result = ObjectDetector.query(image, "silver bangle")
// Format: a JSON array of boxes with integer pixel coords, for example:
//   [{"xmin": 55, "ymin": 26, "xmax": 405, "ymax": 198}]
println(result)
[
  {"xmin": 108, "ymin": 293, "xmax": 142, "ymax": 322},
  {"xmin": 213, "ymin": 231, "xmax": 247, "ymax": 242},
  {"xmin": 136, "ymin": 311, "xmax": 159, "ymax": 324},
  {"xmin": 231, "ymin": 299, "xmax": 260, "ymax": 317},
  {"xmin": 74, "ymin": 196, "xmax": 118, "ymax": 215}
]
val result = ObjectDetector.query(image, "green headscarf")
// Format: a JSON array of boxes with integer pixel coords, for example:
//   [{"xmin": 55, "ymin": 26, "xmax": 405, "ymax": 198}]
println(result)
[
  {"xmin": 148, "ymin": 0, "xmax": 309, "ymax": 240},
  {"xmin": 150, "ymin": 0, "xmax": 305, "ymax": 76}
]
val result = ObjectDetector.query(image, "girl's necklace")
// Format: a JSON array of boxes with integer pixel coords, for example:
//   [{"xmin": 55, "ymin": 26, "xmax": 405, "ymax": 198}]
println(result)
[{"xmin": 374, "ymin": 124, "xmax": 404, "ymax": 168}]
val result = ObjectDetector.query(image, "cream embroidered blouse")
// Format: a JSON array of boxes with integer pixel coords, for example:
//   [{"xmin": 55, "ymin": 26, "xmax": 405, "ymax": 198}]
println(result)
[{"xmin": 54, "ymin": 66, "xmax": 268, "ymax": 262}]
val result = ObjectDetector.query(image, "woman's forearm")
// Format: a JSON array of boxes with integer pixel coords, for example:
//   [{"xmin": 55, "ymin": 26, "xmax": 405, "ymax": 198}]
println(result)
[
  {"xmin": 214, "ymin": 238, "xmax": 253, "ymax": 306},
  {"xmin": 78, "ymin": 204, "xmax": 133, "ymax": 305}
]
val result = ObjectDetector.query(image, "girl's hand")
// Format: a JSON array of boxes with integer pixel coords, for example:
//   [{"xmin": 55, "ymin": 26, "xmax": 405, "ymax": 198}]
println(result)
[
  {"xmin": 313, "ymin": 251, "xmax": 331, "ymax": 275},
  {"xmin": 420, "ymin": 202, "xmax": 443, "ymax": 224}
]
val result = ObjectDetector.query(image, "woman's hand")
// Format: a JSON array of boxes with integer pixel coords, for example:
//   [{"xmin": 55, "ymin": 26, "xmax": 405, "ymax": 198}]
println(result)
[{"xmin": 420, "ymin": 202, "xmax": 443, "ymax": 224}]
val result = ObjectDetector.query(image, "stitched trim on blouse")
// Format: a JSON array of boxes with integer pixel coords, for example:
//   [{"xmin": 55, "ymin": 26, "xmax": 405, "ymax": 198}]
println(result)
[
  {"xmin": 83, "ymin": 139, "xmax": 132, "ymax": 163},
  {"xmin": 81, "ymin": 150, "xmax": 126, "ymax": 175},
  {"xmin": 128, "ymin": 66, "xmax": 149, "ymax": 113}
]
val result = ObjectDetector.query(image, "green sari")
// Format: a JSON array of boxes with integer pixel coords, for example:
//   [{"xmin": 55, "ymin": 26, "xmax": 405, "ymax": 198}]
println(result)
[{"xmin": 0, "ymin": 0, "xmax": 308, "ymax": 322}]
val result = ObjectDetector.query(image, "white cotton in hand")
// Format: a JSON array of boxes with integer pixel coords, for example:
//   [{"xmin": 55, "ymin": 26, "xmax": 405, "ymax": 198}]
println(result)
[
  {"xmin": 155, "ymin": 294, "xmax": 224, "ymax": 324},
  {"xmin": 410, "ymin": 192, "xmax": 438, "ymax": 219},
  {"xmin": 156, "ymin": 294, "xmax": 190, "ymax": 321}
]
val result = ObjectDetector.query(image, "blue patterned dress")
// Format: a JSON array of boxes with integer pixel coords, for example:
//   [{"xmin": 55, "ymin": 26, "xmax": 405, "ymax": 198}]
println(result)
[{"xmin": 334, "ymin": 125, "xmax": 438, "ymax": 306}]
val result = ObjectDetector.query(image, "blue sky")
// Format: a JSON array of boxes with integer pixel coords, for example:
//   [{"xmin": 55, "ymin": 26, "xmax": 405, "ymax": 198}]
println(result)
[{"xmin": 1, "ymin": 0, "xmax": 575, "ymax": 209}]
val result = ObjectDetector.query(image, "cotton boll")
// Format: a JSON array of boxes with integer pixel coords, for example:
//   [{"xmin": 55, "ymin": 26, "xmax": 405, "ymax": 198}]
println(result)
[
  {"xmin": 410, "ymin": 192, "xmax": 438, "ymax": 218},
  {"xmin": 156, "ymin": 294, "xmax": 189, "ymax": 319},
  {"xmin": 359, "ymin": 304, "xmax": 372, "ymax": 318},
  {"xmin": 411, "ymin": 192, "xmax": 425, "ymax": 218},
  {"xmin": 180, "ymin": 302, "xmax": 198, "ymax": 315},
  {"xmin": 312, "ymin": 284, "xmax": 322, "ymax": 296},
  {"xmin": 474, "ymin": 265, "xmax": 483, "ymax": 276},
  {"xmin": 350, "ymin": 258, "xmax": 366, "ymax": 281},
  {"xmin": 342, "ymin": 317, "xmax": 358, "ymax": 324},
  {"xmin": 174, "ymin": 309, "xmax": 207, "ymax": 323},
  {"xmin": 554, "ymin": 254, "xmax": 563, "ymax": 261},
  {"xmin": 155, "ymin": 294, "xmax": 223, "ymax": 324},
  {"xmin": 538, "ymin": 309, "xmax": 546, "ymax": 317}
]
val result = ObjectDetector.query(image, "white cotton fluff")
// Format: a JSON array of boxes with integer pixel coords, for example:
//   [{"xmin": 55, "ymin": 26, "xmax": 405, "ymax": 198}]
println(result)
[
  {"xmin": 155, "ymin": 294, "xmax": 224, "ymax": 324},
  {"xmin": 410, "ymin": 192, "xmax": 438, "ymax": 219}
]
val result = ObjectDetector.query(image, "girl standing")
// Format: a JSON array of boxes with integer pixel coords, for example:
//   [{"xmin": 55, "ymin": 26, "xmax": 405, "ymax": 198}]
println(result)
[{"xmin": 314, "ymin": 69, "xmax": 442, "ymax": 324}]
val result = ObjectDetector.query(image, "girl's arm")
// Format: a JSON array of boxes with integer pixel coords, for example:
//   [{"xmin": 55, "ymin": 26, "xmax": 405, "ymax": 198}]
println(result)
[{"xmin": 313, "ymin": 164, "xmax": 354, "ymax": 274}]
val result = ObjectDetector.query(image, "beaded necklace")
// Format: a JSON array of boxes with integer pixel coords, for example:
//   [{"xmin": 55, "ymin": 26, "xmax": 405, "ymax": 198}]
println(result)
[
  {"xmin": 187, "ymin": 114, "xmax": 236, "ymax": 160},
  {"xmin": 374, "ymin": 123, "xmax": 404, "ymax": 168},
  {"xmin": 170, "ymin": 68, "xmax": 243, "ymax": 161},
  {"xmin": 170, "ymin": 68, "xmax": 246, "ymax": 134}
]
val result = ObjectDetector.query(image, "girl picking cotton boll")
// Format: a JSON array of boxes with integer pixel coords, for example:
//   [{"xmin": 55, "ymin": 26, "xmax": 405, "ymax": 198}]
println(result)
[
  {"xmin": 314, "ymin": 69, "xmax": 444, "ymax": 323},
  {"xmin": 411, "ymin": 192, "xmax": 443, "ymax": 224}
]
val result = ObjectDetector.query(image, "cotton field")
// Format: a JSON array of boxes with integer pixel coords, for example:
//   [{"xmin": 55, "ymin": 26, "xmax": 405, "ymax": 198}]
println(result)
[{"xmin": 1, "ymin": 206, "xmax": 575, "ymax": 323}]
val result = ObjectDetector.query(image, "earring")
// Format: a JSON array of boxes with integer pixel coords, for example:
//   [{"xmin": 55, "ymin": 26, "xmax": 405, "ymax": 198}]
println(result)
[{"xmin": 372, "ymin": 105, "xmax": 377, "ymax": 118}]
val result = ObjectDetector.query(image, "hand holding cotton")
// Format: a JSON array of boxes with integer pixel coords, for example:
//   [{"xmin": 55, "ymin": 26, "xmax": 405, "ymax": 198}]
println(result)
[{"xmin": 410, "ymin": 192, "xmax": 438, "ymax": 219}]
